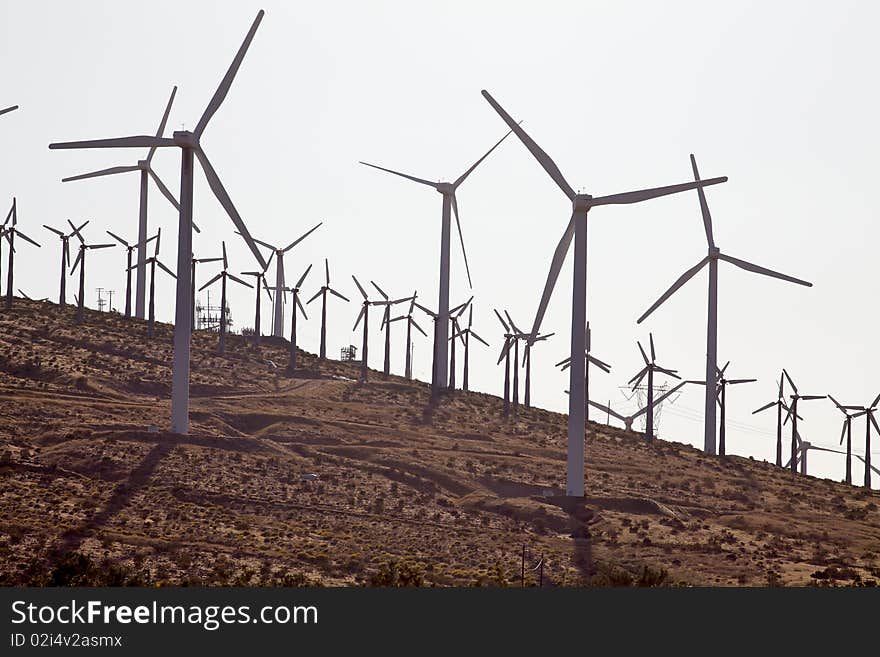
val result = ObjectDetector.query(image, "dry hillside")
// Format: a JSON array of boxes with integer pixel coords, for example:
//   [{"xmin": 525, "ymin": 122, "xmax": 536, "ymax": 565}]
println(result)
[{"xmin": 0, "ymin": 298, "xmax": 878, "ymax": 587}]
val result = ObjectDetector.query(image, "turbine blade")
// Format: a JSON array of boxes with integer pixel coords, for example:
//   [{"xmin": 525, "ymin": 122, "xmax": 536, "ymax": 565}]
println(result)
[
  {"xmin": 352, "ymin": 275, "xmax": 368, "ymax": 300},
  {"xmin": 637, "ymin": 341, "xmax": 649, "ymax": 366},
  {"xmin": 195, "ymin": 148, "xmax": 267, "ymax": 269},
  {"xmin": 840, "ymin": 422, "xmax": 847, "ymax": 445},
  {"xmin": 50, "ymin": 136, "xmax": 176, "ymax": 150},
  {"xmin": 529, "ymin": 212, "xmax": 575, "ymax": 337},
  {"xmin": 43, "ymin": 225, "xmax": 65, "ymax": 237},
  {"xmin": 480, "ymin": 90, "xmax": 575, "ymax": 200},
  {"xmin": 752, "ymin": 401, "xmax": 776, "ymax": 414},
  {"xmin": 325, "ymin": 258, "xmax": 330, "ymax": 286},
  {"xmin": 199, "ymin": 272, "xmax": 223, "ymax": 291},
  {"xmin": 451, "ymin": 194, "xmax": 472, "ymax": 289},
  {"xmin": 637, "ymin": 256, "xmax": 710, "ymax": 323},
  {"xmin": 470, "ymin": 330, "xmax": 489, "ymax": 347},
  {"xmin": 155, "ymin": 259, "xmax": 177, "ymax": 278},
  {"xmin": 494, "ymin": 308, "xmax": 510, "ymax": 332},
  {"xmin": 14, "ymin": 230, "xmax": 41, "ymax": 248},
  {"xmin": 371, "ymin": 280, "xmax": 388, "ymax": 300},
  {"xmin": 106, "ymin": 230, "xmax": 129, "ymax": 247},
  {"xmin": 222, "ymin": 241, "xmax": 228, "ymax": 270},
  {"xmin": 329, "ymin": 288, "xmax": 349, "ymax": 302},
  {"xmin": 295, "ymin": 264, "xmax": 312, "ymax": 289},
  {"xmin": 0, "ymin": 106, "xmax": 18, "ymax": 116},
  {"xmin": 496, "ymin": 336, "xmax": 514, "ymax": 365},
  {"xmin": 148, "ymin": 85, "xmax": 177, "ymax": 163},
  {"xmin": 453, "ymin": 127, "xmax": 515, "ymax": 189},
  {"xmin": 411, "ymin": 317, "xmax": 428, "ymax": 337},
  {"xmin": 649, "ymin": 333, "xmax": 656, "ymax": 362},
  {"xmin": 588, "ymin": 177, "xmax": 728, "ymax": 207},
  {"xmin": 719, "ymin": 253, "xmax": 812, "ymax": 287},
  {"xmin": 70, "ymin": 249, "xmax": 83, "ymax": 273},
  {"xmin": 282, "ymin": 221, "xmax": 322, "ymax": 252},
  {"xmin": 653, "ymin": 381, "xmax": 688, "ymax": 405},
  {"xmin": 296, "ymin": 294, "xmax": 307, "ymax": 318},
  {"xmin": 148, "ymin": 168, "xmax": 181, "ymax": 211},
  {"xmin": 227, "ymin": 272, "xmax": 253, "ymax": 288},
  {"xmin": 358, "ymin": 161, "xmax": 438, "ymax": 188},
  {"xmin": 728, "ymin": 378, "xmax": 757, "ymax": 385},
  {"xmin": 588, "ymin": 399, "xmax": 626, "ymax": 422},
  {"xmin": 414, "ymin": 301, "xmax": 437, "ymax": 318},
  {"xmin": 194, "ymin": 10, "xmax": 265, "ymax": 137},
  {"xmin": 62, "ymin": 165, "xmax": 139, "ymax": 182},
  {"xmin": 783, "ymin": 369, "xmax": 798, "ymax": 395},
  {"xmin": 353, "ymin": 306, "xmax": 366, "ymax": 331},
  {"xmin": 690, "ymin": 154, "xmax": 715, "ymax": 249}
]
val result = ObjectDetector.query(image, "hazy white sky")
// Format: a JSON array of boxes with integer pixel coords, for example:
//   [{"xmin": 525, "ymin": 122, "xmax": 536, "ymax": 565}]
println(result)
[{"xmin": 2, "ymin": 1, "xmax": 879, "ymax": 486}]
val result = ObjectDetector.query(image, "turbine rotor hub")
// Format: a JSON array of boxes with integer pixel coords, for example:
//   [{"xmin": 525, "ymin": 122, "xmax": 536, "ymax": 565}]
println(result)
[{"xmin": 436, "ymin": 182, "xmax": 454, "ymax": 194}]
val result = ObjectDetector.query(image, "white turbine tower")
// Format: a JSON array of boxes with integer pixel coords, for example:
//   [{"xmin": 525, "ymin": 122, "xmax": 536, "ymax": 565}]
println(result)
[
  {"xmin": 359, "ymin": 128, "xmax": 514, "ymax": 391},
  {"xmin": 242, "ymin": 222, "xmax": 321, "ymax": 338},
  {"xmin": 636, "ymin": 154, "xmax": 812, "ymax": 455},
  {"xmin": 59, "ymin": 87, "xmax": 189, "ymax": 320},
  {"xmin": 49, "ymin": 10, "xmax": 270, "ymax": 434},
  {"xmin": 482, "ymin": 90, "xmax": 728, "ymax": 497}
]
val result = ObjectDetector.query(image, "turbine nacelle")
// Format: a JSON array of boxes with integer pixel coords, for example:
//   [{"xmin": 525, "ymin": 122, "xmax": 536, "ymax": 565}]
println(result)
[
  {"xmin": 435, "ymin": 182, "xmax": 454, "ymax": 195},
  {"xmin": 137, "ymin": 159, "xmax": 149, "ymax": 169},
  {"xmin": 173, "ymin": 131, "xmax": 199, "ymax": 149},
  {"xmin": 709, "ymin": 246, "xmax": 721, "ymax": 258},
  {"xmin": 573, "ymin": 194, "xmax": 593, "ymax": 211}
]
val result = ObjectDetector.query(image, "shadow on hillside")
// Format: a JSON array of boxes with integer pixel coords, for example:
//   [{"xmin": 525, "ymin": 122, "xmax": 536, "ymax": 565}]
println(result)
[{"xmin": 51, "ymin": 440, "xmax": 174, "ymax": 556}]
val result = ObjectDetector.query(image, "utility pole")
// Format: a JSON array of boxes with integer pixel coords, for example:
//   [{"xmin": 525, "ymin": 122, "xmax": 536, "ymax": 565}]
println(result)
[
  {"xmin": 96, "ymin": 288, "xmax": 106, "ymax": 312},
  {"xmin": 107, "ymin": 290, "xmax": 115, "ymax": 313}
]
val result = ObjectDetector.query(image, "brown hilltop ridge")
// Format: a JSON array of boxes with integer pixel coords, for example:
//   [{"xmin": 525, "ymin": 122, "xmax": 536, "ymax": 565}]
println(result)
[{"xmin": 0, "ymin": 298, "xmax": 878, "ymax": 587}]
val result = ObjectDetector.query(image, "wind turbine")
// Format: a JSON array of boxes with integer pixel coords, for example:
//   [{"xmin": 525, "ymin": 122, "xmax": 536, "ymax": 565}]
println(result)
[
  {"xmin": 450, "ymin": 304, "xmax": 489, "ymax": 391},
  {"xmin": 785, "ymin": 438, "xmax": 846, "ymax": 477},
  {"xmin": 360, "ymin": 127, "xmax": 514, "ymax": 392},
  {"xmin": 58, "ymin": 86, "xmax": 187, "ymax": 321},
  {"xmin": 281, "ymin": 265, "xmax": 312, "ymax": 371},
  {"xmin": 636, "ymin": 154, "xmax": 812, "ymax": 456},
  {"xmin": 191, "ymin": 251, "xmax": 226, "ymax": 331},
  {"xmin": 106, "ymin": 229, "xmax": 158, "ymax": 317},
  {"xmin": 69, "ymin": 226, "xmax": 114, "ymax": 324},
  {"xmin": 588, "ymin": 381, "xmax": 689, "ymax": 433},
  {"xmin": 713, "ymin": 362, "xmax": 756, "ymax": 456},
  {"xmin": 43, "ymin": 220, "xmax": 89, "ymax": 306},
  {"xmin": 390, "ymin": 294, "xmax": 429, "ymax": 381},
  {"xmin": 306, "ymin": 259, "xmax": 349, "ymax": 360},
  {"xmin": 627, "ymin": 334, "xmax": 680, "ymax": 443},
  {"xmin": 3, "ymin": 199, "xmax": 42, "ymax": 309},
  {"xmin": 482, "ymin": 91, "xmax": 727, "ymax": 496},
  {"xmin": 521, "ymin": 330, "xmax": 553, "ymax": 408},
  {"xmin": 850, "ymin": 394, "xmax": 880, "ymax": 488},
  {"xmin": 828, "ymin": 395, "xmax": 863, "ymax": 485},
  {"xmin": 371, "ymin": 281, "xmax": 414, "ymax": 378},
  {"xmin": 133, "ymin": 229, "xmax": 175, "ymax": 338},
  {"xmin": 241, "ymin": 254, "xmax": 275, "ymax": 348},
  {"xmin": 781, "ymin": 370, "xmax": 826, "ymax": 474},
  {"xmin": 448, "ymin": 297, "xmax": 474, "ymax": 390},
  {"xmin": 50, "ymin": 10, "xmax": 271, "ymax": 434},
  {"xmin": 752, "ymin": 374, "xmax": 799, "ymax": 467},
  {"xmin": 494, "ymin": 309, "xmax": 514, "ymax": 418},
  {"xmin": 245, "ymin": 222, "xmax": 321, "ymax": 337},
  {"xmin": 351, "ymin": 275, "xmax": 378, "ymax": 382},
  {"xmin": 556, "ymin": 323, "xmax": 610, "ymax": 423},
  {"xmin": 199, "ymin": 241, "xmax": 252, "ymax": 354}
]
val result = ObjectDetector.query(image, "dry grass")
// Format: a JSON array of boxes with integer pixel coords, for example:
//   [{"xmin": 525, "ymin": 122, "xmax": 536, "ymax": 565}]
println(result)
[{"xmin": 0, "ymin": 298, "xmax": 878, "ymax": 587}]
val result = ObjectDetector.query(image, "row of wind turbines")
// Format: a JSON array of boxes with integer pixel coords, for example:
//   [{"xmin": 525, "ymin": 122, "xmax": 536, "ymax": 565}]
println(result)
[{"xmin": 3, "ymin": 10, "xmax": 874, "ymax": 495}]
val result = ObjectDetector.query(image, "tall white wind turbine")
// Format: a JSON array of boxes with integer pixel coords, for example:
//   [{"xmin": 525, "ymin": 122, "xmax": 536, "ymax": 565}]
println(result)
[
  {"xmin": 482, "ymin": 90, "xmax": 728, "ymax": 497},
  {"xmin": 59, "ymin": 87, "xmax": 188, "ymax": 320},
  {"xmin": 360, "ymin": 128, "xmax": 513, "ymax": 391},
  {"xmin": 243, "ymin": 222, "xmax": 321, "ymax": 338},
  {"xmin": 637, "ymin": 154, "xmax": 812, "ymax": 455},
  {"xmin": 49, "ymin": 10, "xmax": 271, "ymax": 434}
]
